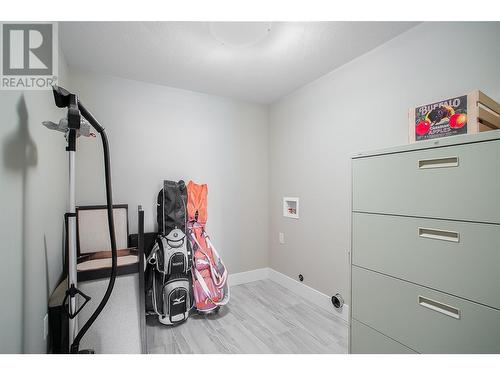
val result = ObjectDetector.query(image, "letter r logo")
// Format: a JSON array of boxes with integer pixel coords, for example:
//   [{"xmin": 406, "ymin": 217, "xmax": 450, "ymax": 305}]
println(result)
[{"xmin": 2, "ymin": 24, "xmax": 53, "ymax": 76}]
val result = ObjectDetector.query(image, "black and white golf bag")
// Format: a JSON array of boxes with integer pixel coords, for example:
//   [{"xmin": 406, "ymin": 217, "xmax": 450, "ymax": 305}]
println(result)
[{"xmin": 145, "ymin": 180, "xmax": 193, "ymax": 325}]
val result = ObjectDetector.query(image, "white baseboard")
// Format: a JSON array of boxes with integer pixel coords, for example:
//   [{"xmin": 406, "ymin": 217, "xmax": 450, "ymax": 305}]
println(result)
[
  {"xmin": 228, "ymin": 268, "xmax": 270, "ymax": 286},
  {"xmin": 229, "ymin": 267, "xmax": 349, "ymax": 324},
  {"xmin": 268, "ymin": 269, "xmax": 349, "ymax": 324}
]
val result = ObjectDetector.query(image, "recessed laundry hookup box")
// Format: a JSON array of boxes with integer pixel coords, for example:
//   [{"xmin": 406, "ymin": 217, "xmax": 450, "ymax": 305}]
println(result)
[
  {"xmin": 283, "ymin": 197, "xmax": 299, "ymax": 219},
  {"xmin": 408, "ymin": 90, "xmax": 500, "ymax": 143}
]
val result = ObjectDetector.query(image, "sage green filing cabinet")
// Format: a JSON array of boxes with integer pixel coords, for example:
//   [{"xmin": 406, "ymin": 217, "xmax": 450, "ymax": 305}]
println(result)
[
  {"xmin": 351, "ymin": 319, "xmax": 417, "ymax": 354},
  {"xmin": 350, "ymin": 130, "xmax": 500, "ymax": 354}
]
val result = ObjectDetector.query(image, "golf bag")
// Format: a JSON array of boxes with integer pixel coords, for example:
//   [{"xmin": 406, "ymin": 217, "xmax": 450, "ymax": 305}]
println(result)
[
  {"xmin": 187, "ymin": 181, "xmax": 229, "ymax": 313},
  {"xmin": 145, "ymin": 180, "xmax": 193, "ymax": 325}
]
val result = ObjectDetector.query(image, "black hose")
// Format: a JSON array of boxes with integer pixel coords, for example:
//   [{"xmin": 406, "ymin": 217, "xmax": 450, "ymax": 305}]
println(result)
[{"xmin": 70, "ymin": 105, "xmax": 117, "ymax": 354}]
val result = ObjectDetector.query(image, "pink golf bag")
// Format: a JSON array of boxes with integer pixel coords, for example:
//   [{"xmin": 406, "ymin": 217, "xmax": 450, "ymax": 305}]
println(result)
[{"xmin": 187, "ymin": 181, "xmax": 229, "ymax": 313}]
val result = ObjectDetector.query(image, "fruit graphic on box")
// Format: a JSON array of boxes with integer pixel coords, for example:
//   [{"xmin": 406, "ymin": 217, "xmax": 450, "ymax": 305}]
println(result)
[
  {"xmin": 413, "ymin": 95, "xmax": 468, "ymax": 141},
  {"xmin": 408, "ymin": 91, "xmax": 500, "ymax": 143}
]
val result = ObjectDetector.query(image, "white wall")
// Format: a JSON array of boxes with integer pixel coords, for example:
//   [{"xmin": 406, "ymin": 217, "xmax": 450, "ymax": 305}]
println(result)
[
  {"xmin": 268, "ymin": 22, "xmax": 500, "ymax": 303},
  {"xmin": 68, "ymin": 69, "xmax": 269, "ymax": 274},
  {"xmin": 0, "ymin": 48, "xmax": 70, "ymax": 353}
]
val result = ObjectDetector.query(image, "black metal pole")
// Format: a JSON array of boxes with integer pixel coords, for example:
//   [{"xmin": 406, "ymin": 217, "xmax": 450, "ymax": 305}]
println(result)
[{"xmin": 50, "ymin": 85, "xmax": 118, "ymax": 354}]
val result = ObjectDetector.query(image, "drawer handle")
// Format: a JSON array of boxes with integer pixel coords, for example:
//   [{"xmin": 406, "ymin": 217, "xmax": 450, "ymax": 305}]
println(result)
[
  {"xmin": 418, "ymin": 296, "xmax": 461, "ymax": 320},
  {"xmin": 418, "ymin": 156, "xmax": 459, "ymax": 169},
  {"xmin": 418, "ymin": 227, "xmax": 460, "ymax": 243}
]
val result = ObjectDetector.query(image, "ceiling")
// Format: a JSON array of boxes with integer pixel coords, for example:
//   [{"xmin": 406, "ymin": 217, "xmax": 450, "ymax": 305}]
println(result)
[{"xmin": 60, "ymin": 22, "xmax": 419, "ymax": 103}]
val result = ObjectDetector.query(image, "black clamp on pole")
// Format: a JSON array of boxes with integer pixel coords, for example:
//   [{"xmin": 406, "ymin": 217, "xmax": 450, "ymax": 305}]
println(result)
[
  {"xmin": 63, "ymin": 284, "xmax": 91, "ymax": 319},
  {"xmin": 65, "ymin": 93, "xmax": 80, "ymax": 153}
]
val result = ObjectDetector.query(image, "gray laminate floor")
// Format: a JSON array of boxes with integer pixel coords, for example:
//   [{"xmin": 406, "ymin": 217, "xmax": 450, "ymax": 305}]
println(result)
[{"xmin": 146, "ymin": 279, "xmax": 348, "ymax": 354}]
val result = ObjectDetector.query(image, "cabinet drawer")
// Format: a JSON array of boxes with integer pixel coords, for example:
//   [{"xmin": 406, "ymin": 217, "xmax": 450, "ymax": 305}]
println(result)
[
  {"xmin": 352, "ymin": 266, "xmax": 500, "ymax": 353},
  {"xmin": 352, "ymin": 212, "xmax": 500, "ymax": 310},
  {"xmin": 352, "ymin": 140, "xmax": 500, "ymax": 223},
  {"xmin": 351, "ymin": 319, "xmax": 417, "ymax": 354}
]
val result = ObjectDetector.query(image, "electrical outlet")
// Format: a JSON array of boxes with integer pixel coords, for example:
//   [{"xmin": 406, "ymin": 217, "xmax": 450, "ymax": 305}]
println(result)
[
  {"xmin": 43, "ymin": 314, "xmax": 48, "ymax": 340},
  {"xmin": 279, "ymin": 232, "xmax": 285, "ymax": 244}
]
